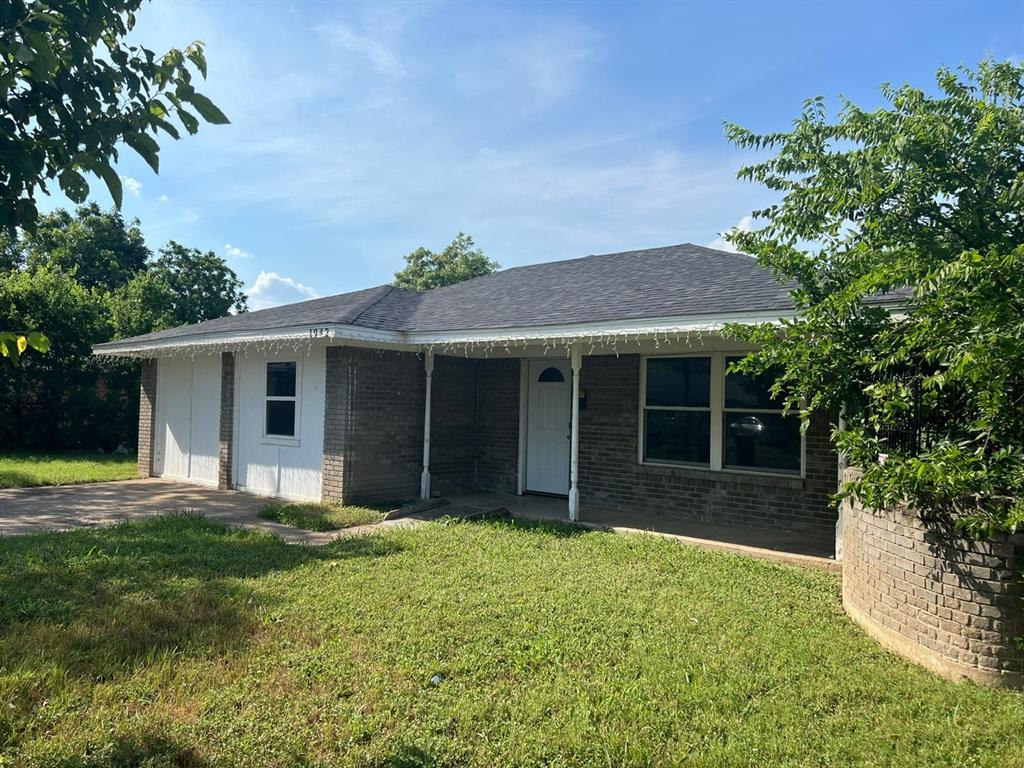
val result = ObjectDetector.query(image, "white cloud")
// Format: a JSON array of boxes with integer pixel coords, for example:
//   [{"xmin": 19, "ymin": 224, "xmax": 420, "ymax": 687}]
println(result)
[
  {"xmin": 708, "ymin": 215, "xmax": 755, "ymax": 252},
  {"xmin": 248, "ymin": 271, "xmax": 319, "ymax": 310},
  {"xmin": 316, "ymin": 21, "xmax": 406, "ymax": 77},
  {"xmin": 224, "ymin": 243, "xmax": 253, "ymax": 260},
  {"xmin": 120, "ymin": 175, "xmax": 142, "ymax": 197},
  {"xmin": 158, "ymin": 194, "xmax": 169, "ymax": 203}
]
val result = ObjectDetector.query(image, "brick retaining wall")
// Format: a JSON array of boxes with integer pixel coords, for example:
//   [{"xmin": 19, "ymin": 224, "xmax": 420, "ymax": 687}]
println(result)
[{"xmin": 842, "ymin": 468, "xmax": 1024, "ymax": 687}]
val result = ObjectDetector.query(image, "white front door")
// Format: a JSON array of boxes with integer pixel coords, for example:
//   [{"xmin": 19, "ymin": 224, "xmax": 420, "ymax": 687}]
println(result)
[{"xmin": 525, "ymin": 360, "xmax": 571, "ymax": 495}]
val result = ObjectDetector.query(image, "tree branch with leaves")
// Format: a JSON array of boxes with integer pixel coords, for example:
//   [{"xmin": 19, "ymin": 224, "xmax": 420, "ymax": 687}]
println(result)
[{"xmin": 723, "ymin": 59, "xmax": 1024, "ymax": 535}]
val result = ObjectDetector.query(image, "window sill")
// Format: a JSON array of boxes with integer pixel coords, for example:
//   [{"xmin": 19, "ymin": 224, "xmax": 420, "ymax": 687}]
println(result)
[
  {"xmin": 262, "ymin": 436, "xmax": 300, "ymax": 448},
  {"xmin": 638, "ymin": 462, "xmax": 805, "ymax": 490}
]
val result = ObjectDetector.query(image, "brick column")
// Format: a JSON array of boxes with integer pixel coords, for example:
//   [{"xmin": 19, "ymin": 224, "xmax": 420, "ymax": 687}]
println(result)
[
  {"xmin": 321, "ymin": 346, "xmax": 350, "ymax": 503},
  {"xmin": 137, "ymin": 359, "xmax": 158, "ymax": 477},
  {"xmin": 218, "ymin": 351, "xmax": 236, "ymax": 490}
]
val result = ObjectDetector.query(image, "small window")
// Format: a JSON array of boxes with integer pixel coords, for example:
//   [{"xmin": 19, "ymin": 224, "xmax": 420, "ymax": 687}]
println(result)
[
  {"xmin": 642, "ymin": 356, "xmax": 711, "ymax": 466},
  {"xmin": 265, "ymin": 361, "xmax": 297, "ymax": 438},
  {"xmin": 537, "ymin": 366, "xmax": 565, "ymax": 383},
  {"xmin": 723, "ymin": 358, "xmax": 799, "ymax": 473}
]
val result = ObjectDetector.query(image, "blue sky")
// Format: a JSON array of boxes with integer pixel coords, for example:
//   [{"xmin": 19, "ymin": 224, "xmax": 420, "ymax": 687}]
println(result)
[{"xmin": 42, "ymin": 0, "xmax": 1024, "ymax": 309}]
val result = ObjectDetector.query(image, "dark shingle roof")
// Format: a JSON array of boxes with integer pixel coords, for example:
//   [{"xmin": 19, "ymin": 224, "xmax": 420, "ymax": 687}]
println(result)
[{"xmin": 97, "ymin": 243, "xmax": 799, "ymax": 348}]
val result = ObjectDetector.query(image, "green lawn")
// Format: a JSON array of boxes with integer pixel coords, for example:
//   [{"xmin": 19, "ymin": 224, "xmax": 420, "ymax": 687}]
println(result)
[
  {"xmin": 0, "ymin": 450, "xmax": 137, "ymax": 489},
  {"xmin": 1, "ymin": 516, "xmax": 1022, "ymax": 767},
  {"xmin": 259, "ymin": 501, "xmax": 385, "ymax": 531}
]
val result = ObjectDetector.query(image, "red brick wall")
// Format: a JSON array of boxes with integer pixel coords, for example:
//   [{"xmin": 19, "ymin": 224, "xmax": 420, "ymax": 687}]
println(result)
[
  {"xmin": 843, "ymin": 469, "xmax": 1024, "ymax": 688},
  {"xmin": 578, "ymin": 354, "xmax": 839, "ymax": 543}
]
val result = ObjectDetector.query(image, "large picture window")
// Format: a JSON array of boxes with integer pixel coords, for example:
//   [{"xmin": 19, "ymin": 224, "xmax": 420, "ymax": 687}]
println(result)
[
  {"xmin": 265, "ymin": 361, "xmax": 297, "ymax": 438},
  {"xmin": 641, "ymin": 354, "xmax": 802, "ymax": 476},
  {"xmin": 642, "ymin": 356, "xmax": 711, "ymax": 465},
  {"xmin": 723, "ymin": 357, "xmax": 800, "ymax": 474}
]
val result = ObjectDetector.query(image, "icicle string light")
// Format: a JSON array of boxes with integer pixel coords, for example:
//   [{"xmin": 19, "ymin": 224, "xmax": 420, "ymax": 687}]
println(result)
[{"xmin": 94, "ymin": 322, "xmax": 741, "ymax": 360}]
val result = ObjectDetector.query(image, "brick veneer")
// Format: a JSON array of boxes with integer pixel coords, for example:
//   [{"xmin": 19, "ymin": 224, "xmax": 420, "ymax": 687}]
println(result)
[
  {"xmin": 430, "ymin": 356, "xmax": 478, "ymax": 496},
  {"xmin": 475, "ymin": 358, "xmax": 520, "ymax": 495},
  {"xmin": 842, "ymin": 468, "xmax": 1024, "ymax": 687},
  {"xmin": 322, "ymin": 347, "xmax": 426, "ymax": 504},
  {"xmin": 218, "ymin": 351, "xmax": 235, "ymax": 490},
  {"xmin": 578, "ymin": 354, "xmax": 839, "ymax": 543},
  {"xmin": 321, "ymin": 349, "xmax": 520, "ymax": 504},
  {"xmin": 137, "ymin": 359, "xmax": 158, "ymax": 478}
]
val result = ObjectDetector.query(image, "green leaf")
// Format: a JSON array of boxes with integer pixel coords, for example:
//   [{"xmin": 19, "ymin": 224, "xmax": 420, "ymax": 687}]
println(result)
[
  {"xmin": 26, "ymin": 331, "xmax": 50, "ymax": 353},
  {"xmin": 124, "ymin": 133, "xmax": 160, "ymax": 174},
  {"xmin": 186, "ymin": 92, "xmax": 230, "ymax": 125},
  {"xmin": 177, "ymin": 109, "xmax": 200, "ymax": 136},
  {"xmin": 57, "ymin": 168, "xmax": 89, "ymax": 202}
]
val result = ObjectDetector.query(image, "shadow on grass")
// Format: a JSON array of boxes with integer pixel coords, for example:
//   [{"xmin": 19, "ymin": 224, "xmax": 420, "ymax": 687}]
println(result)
[
  {"xmin": 437, "ymin": 510, "xmax": 591, "ymax": 539},
  {"xmin": 0, "ymin": 514, "xmax": 401, "ymax": 682},
  {"xmin": 47, "ymin": 730, "xmax": 210, "ymax": 768}
]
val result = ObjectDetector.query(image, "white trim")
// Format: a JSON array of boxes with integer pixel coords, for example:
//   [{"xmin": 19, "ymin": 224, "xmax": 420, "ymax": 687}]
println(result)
[
  {"xmin": 420, "ymin": 350, "xmax": 434, "ymax": 499},
  {"xmin": 93, "ymin": 310, "xmax": 799, "ymax": 357},
  {"xmin": 262, "ymin": 357, "xmax": 302, "ymax": 445},
  {"xmin": 568, "ymin": 344, "xmax": 582, "ymax": 522}
]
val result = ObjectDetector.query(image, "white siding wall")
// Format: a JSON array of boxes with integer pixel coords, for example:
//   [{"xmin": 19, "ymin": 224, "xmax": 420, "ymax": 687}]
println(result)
[
  {"xmin": 154, "ymin": 354, "xmax": 221, "ymax": 486},
  {"xmin": 235, "ymin": 348, "xmax": 325, "ymax": 501}
]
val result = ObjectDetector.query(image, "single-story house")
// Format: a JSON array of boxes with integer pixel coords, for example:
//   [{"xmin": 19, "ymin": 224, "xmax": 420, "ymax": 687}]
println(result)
[{"xmin": 94, "ymin": 243, "xmax": 845, "ymax": 552}]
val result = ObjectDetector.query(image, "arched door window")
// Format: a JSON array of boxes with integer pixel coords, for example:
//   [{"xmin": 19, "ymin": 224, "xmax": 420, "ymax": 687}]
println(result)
[{"xmin": 537, "ymin": 366, "xmax": 565, "ymax": 383}]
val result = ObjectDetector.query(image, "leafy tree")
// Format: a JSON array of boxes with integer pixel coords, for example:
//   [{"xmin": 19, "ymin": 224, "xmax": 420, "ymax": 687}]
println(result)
[
  {"xmin": 394, "ymin": 233, "xmax": 499, "ymax": 291},
  {"xmin": 0, "ymin": 0, "xmax": 229, "ymax": 232},
  {"xmin": 0, "ymin": 206, "xmax": 247, "ymax": 450},
  {"xmin": 24, "ymin": 203, "xmax": 149, "ymax": 290},
  {"xmin": 148, "ymin": 241, "xmax": 247, "ymax": 324},
  {"xmin": 723, "ymin": 60, "xmax": 1024, "ymax": 535}
]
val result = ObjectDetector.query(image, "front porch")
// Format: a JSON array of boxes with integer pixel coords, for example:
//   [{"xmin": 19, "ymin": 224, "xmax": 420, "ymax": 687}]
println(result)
[{"xmin": 443, "ymin": 491, "xmax": 838, "ymax": 570}]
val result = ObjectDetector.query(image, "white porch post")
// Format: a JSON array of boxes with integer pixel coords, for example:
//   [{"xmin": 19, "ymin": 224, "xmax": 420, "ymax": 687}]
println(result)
[
  {"xmin": 568, "ymin": 344, "xmax": 582, "ymax": 522},
  {"xmin": 420, "ymin": 350, "xmax": 434, "ymax": 499}
]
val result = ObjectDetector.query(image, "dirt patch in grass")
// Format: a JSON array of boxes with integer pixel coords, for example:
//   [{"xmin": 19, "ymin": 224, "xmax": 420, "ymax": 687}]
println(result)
[{"xmin": 258, "ymin": 502, "xmax": 385, "ymax": 532}]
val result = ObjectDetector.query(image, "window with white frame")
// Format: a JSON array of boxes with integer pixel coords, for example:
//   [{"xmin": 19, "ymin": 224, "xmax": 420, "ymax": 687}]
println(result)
[
  {"xmin": 640, "ymin": 354, "xmax": 801, "ymax": 475},
  {"xmin": 265, "ymin": 361, "xmax": 297, "ymax": 438}
]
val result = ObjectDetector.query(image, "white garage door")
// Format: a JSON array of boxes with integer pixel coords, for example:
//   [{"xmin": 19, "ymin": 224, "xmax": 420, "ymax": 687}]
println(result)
[{"xmin": 154, "ymin": 355, "xmax": 221, "ymax": 486}]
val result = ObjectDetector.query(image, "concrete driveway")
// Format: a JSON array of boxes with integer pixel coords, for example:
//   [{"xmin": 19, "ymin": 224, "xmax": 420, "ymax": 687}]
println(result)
[{"xmin": 0, "ymin": 479, "xmax": 410, "ymax": 544}]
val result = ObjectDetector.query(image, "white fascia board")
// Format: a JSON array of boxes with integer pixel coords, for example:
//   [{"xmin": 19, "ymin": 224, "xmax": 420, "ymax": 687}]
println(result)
[
  {"xmin": 91, "ymin": 310, "xmax": 796, "ymax": 357},
  {"xmin": 92, "ymin": 323, "xmax": 407, "ymax": 357},
  {"xmin": 402, "ymin": 310, "xmax": 796, "ymax": 346}
]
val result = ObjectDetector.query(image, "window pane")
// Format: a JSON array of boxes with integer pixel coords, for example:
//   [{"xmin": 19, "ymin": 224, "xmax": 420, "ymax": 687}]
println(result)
[
  {"xmin": 538, "ymin": 366, "xmax": 565, "ymax": 383},
  {"xmin": 266, "ymin": 400, "xmax": 296, "ymax": 437},
  {"xmin": 267, "ymin": 362, "xmax": 296, "ymax": 397},
  {"xmin": 723, "ymin": 412, "xmax": 800, "ymax": 473},
  {"xmin": 645, "ymin": 357, "xmax": 710, "ymax": 408},
  {"xmin": 724, "ymin": 357, "xmax": 784, "ymax": 409},
  {"xmin": 644, "ymin": 410, "xmax": 710, "ymax": 465}
]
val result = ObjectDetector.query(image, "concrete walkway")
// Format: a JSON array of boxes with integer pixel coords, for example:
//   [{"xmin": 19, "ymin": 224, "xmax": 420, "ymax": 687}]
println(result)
[{"xmin": 0, "ymin": 479, "xmax": 418, "ymax": 544}]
